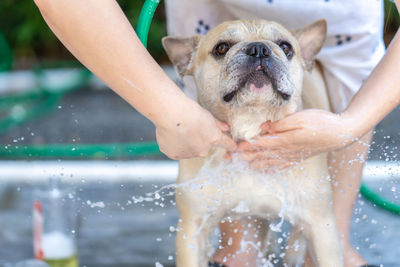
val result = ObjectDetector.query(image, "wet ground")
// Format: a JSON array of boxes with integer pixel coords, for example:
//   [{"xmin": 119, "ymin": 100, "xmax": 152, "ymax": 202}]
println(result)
[{"xmin": 0, "ymin": 178, "xmax": 399, "ymax": 266}]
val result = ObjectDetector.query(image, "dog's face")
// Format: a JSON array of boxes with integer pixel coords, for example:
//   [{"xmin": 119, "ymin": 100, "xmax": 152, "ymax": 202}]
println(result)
[{"xmin": 163, "ymin": 20, "xmax": 326, "ymax": 140}]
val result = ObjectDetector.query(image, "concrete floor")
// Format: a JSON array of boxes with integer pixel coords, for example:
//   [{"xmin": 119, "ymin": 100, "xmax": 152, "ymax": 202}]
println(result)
[{"xmin": 0, "ymin": 178, "xmax": 399, "ymax": 266}]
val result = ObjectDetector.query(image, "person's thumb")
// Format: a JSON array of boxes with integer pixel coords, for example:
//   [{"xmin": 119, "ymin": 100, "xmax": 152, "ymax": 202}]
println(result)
[
  {"xmin": 261, "ymin": 120, "xmax": 272, "ymax": 133},
  {"xmin": 218, "ymin": 133, "xmax": 237, "ymax": 152},
  {"xmin": 215, "ymin": 119, "xmax": 230, "ymax": 132},
  {"xmin": 262, "ymin": 115, "xmax": 299, "ymax": 134}
]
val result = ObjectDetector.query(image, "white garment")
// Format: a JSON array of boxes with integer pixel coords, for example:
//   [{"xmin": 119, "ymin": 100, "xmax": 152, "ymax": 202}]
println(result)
[{"xmin": 165, "ymin": 0, "xmax": 385, "ymax": 112}]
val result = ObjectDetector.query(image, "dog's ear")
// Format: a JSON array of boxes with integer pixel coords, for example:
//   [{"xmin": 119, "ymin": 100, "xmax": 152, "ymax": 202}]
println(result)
[
  {"xmin": 162, "ymin": 36, "xmax": 201, "ymax": 77},
  {"xmin": 293, "ymin": 19, "xmax": 327, "ymax": 71}
]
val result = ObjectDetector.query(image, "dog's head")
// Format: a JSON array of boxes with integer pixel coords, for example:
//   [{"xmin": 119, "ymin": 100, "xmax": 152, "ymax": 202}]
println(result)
[{"xmin": 163, "ymin": 20, "xmax": 326, "ymax": 140}]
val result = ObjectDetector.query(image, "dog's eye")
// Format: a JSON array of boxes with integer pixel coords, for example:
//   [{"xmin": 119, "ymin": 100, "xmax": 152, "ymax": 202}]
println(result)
[
  {"xmin": 214, "ymin": 42, "xmax": 230, "ymax": 56},
  {"xmin": 278, "ymin": 41, "xmax": 293, "ymax": 59}
]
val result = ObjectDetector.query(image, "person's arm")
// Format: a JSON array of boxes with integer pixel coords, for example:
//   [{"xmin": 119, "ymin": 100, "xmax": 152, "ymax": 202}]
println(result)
[
  {"xmin": 34, "ymin": 0, "xmax": 235, "ymax": 159},
  {"xmin": 342, "ymin": 30, "xmax": 400, "ymax": 136},
  {"xmin": 236, "ymin": 1, "xmax": 400, "ymax": 168}
]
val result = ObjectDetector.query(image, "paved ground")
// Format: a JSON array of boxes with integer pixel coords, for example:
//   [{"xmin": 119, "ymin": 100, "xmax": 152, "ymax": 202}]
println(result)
[{"xmin": 0, "ymin": 178, "xmax": 399, "ymax": 266}]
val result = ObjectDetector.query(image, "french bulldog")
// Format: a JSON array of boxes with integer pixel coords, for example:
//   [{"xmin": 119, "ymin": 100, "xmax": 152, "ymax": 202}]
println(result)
[{"xmin": 162, "ymin": 19, "xmax": 343, "ymax": 267}]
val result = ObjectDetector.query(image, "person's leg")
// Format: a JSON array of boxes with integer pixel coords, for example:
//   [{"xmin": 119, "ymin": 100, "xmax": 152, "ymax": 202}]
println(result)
[
  {"xmin": 301, "ymin": 133, "xmax": 372, "ymax": 267},
  {"xmin": 329, "ymin": 131, "xmax": 373, "ymax": 267},
  {"xmin": 212, "ymin": 219, "xmax": 262, "ymax": 267}
]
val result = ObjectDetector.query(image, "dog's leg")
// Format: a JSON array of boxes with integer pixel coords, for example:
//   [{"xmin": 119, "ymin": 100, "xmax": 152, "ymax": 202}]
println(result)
[
  {"xmin": 176, "ymin": 213, "xmax": 220, "ymax": 267},
  {"xmin": 176, "ymin": 215, "xmax": 202, "ymax": 267},
  {"xmin": 306, "ymin": 215, "xmax": 343, "ymax": 267}
]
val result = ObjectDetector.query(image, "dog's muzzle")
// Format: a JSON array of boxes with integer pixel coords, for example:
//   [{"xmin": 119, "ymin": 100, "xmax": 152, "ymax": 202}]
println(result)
[{"xmin": 223, "ymin": 42, "xmax": 292, "ymax": 102}]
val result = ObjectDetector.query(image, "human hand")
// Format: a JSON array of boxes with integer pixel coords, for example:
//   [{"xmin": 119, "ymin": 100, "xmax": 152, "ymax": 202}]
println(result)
[
  {"xmin": 155, "ymin": 101, "xmax": 236, "ymax": 160},
  {"xmin": 233, "ymin": 109, "xmax": 361, "ymax": 170}
]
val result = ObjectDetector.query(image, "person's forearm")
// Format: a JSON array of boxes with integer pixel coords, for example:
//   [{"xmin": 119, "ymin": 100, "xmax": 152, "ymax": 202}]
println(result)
[
  {"xmin": 342, "ymin": 27, "xmax": 400, "ymax": 137},
  {"xmin": 34, "ymin": 0, "xmax": 190, "ymax": 128}
]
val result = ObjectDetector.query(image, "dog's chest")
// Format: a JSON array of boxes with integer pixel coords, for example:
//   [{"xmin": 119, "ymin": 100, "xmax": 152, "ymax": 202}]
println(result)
[
  {"xmin": 228, "ymin": 104, "xmax": 297, "ymax": 141},
  {"xmin": 178, "ymin": 152, "xmax": 330, "ymax": 222}
]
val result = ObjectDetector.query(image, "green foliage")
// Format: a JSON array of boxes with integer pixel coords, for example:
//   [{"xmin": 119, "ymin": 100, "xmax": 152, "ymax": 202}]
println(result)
[
  {"xmin": 0, "ymin": 0, "xmax": 167, "ymax": 66},
  {"xmin": 385, "ymin": 0, "xmax": 400, "ymax": 31},
  {"xmin": 119, "ymin": 0, "xmax": 168, "ymax": 62},
  {"xmin": 0, "ymin": 0, "xmax": 58, "ymax": 60}
]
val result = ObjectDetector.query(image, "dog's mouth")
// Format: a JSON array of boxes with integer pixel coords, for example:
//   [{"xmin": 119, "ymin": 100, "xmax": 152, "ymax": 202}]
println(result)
[{"xmin": 223, "ymin": 64, "xmax": 291, "ymax": 102}]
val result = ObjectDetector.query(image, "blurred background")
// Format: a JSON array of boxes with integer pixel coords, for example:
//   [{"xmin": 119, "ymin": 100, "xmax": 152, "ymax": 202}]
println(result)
[{"xmin": 0, "ymin": 0, "xmax": 399, "ymax": 266}]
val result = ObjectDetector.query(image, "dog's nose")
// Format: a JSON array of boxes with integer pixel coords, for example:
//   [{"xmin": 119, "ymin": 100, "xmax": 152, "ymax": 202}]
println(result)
[{"xmin": 245, "ymin": 42, "xmax": 271, "ymax": 58}]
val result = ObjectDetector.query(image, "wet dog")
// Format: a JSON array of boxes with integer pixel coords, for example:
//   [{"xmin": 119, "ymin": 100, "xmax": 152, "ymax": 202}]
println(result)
[{"xmin": 163, "ymin": 19, "xmax": 343, "ymax": 267}]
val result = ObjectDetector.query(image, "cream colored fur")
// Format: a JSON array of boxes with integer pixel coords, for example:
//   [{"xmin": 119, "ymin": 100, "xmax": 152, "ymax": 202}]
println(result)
[{"xmin": 163, "ymin": 20, "xmax": 343, "ymax": 267}]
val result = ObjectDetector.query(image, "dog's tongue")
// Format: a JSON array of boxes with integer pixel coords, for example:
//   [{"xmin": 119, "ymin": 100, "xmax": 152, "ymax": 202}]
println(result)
[
  {"xmin": 249, "ymin": 82, "xmax": 269, "ymax": 92},
  {"xmin": 248, "ymin": 71, "xmax": 270, "ymax": 92}
]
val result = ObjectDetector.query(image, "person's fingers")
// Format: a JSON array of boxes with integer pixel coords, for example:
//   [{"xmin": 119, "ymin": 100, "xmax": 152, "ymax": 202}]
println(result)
[
  {"xmin": 218, "ymin": 132, "xmax": 237, "ymax": 151},
  {"xmin": 237, "ymin": 149, "xmax": 300, "ymax": 166},
  {"xmin": 240, "ymin": 151, "xmax": 260, "ymax": 161},
  {"xmin": 249, "ymin": 160, "xmax": 266, "ymax": 170},
  {"xmin": 263, "ymin": 115, "xmax": 302, "ymax": 134},
  {"xmin": 260, "ymin": 121, "xmax": 271, "ymax": 133},
  {"xmin": 224, "ymin": 152, "xmax": 232, "ymax": 162},
  {"xmin": 238, "ymin": 133, "xmax": 290, "ymax": 152},
  {"xmin": 249, "ymin": 159, "xmax": 285, "ymax": 171},
  {"xmin": 257, "ymin": 130, "xmax": 307, "ymax": 150},
  {"xmin": 215, "ymin": 119, "xmax": 230, "ymax": 132},
  {"xmin": 237, "ymin": 139, "xmax": 267, "ymax": 152},
  {"xmin": 278, "ymin": 162, "xmax": 294, "ymax": 170},
  {"xmin": 215, "ymin": 119, "xmax": 236, "ymax": 151},
  {"xmin": 249, "ymin": 159, "xmax": 294, "ymax": 172},
  {"xmin": 237, "ymin": 140, "xmax": 253, "ymax": 151}
]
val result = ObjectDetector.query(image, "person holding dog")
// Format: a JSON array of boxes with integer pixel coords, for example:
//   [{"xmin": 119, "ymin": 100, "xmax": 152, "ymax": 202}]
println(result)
[{"xmin": 33, "ymin": 0, "xmax": 399, "ymax": 266}]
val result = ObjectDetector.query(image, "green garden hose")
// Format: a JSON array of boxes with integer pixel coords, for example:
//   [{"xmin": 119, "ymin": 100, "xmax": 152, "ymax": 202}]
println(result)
[
  {"xmin": 136, "ymin": 0, "xmax": 161, "ymax": 48},
  {"xmin": 0, "ymin": 31, "xmax": 13, "ymax": 71},
  {"xmin": 0, "ymin": 0, "xmax": 399, "ymax": 216},
  {"xmin": 360, "ymin": 183, "xmax": 400, "ymax": 215},
  {"xmin": 0, "ymin": 141, "xmax": 160, "ymax": 159}
]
